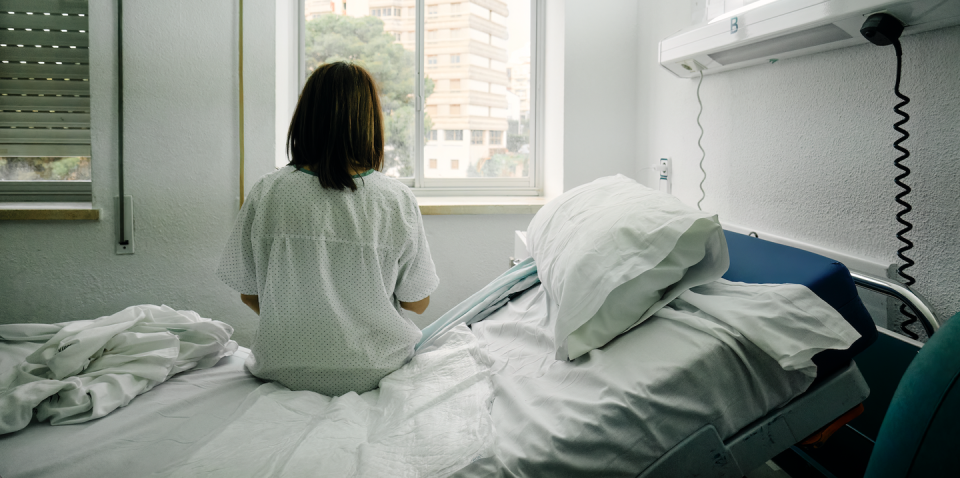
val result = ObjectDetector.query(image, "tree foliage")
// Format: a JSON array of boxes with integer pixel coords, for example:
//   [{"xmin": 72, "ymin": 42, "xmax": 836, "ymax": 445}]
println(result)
[
  {"xmin": 0, "ymin": 157, "xmax": 90, "ymax": 181},
  {"xmin": 305, "ymin": 15, "xmax": 433, "ymax": 177}
]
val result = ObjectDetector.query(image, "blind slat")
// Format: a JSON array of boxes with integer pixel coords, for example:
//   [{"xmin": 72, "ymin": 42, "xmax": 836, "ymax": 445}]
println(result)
[
  {"xmin": 0, "ymin": 127, "xmax": 90, "ymax": 143},
  {"xmin": 0, "ymin": 143, "xmax": 90, "ymax": 156},
  {"xmin": 0, "ymin": 45, "xmax": 86, "ymax": 62},
  {"xmin": 0, "ymin": 111, "xmax": 90, "ymax": 128},
  {"xmin": 2, "ymin": 63, "xmax": 89, "ymax": 79},
  {"xmin": 0, "ymin": 95, "xmax": 89, "ymax": 110},
  {"xmin": 1, "ymin": 13, "xmax": 88, "ymax": 30},
  {"xmin": 0, "ymin": 30, "xmax": 88, "ymax": 47},
  {"xmin": 0, "ymin": 0, "xmax": 88, "ymax": 15},
  {"xmin": 0, "ymin": 0, "xmax": 89, "ymax": 180},
  {"xmin": 0, "ymin": 78, "xmax": 89, "ymax": 95}
]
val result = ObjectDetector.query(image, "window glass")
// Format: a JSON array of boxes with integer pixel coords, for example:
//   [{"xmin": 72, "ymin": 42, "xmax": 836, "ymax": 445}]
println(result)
[
  {"xmin": 450, "ymin": 159, "xmax": 459, "ymax": 170},
  {"xmin": 305, "ymin": 1, "xmax": 425, "ymax": 179},
  {"xmin": 305, "ymin": 0, "xmax": 533, "ymax": 184},
  {"xmin": 423, "ymin": 0, "xmax": 529, "ymax": 179}
]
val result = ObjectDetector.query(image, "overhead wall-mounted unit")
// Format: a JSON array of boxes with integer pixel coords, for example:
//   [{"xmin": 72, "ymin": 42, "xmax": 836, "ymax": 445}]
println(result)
[{"xmin": 660, "ymin": 0, "xmax": 960, "ymax": 78}]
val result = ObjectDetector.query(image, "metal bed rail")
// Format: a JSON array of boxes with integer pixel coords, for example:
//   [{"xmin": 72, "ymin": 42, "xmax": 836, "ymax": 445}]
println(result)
[{"xmin": 850, "ymin": 271, "xmax": 941, "ymax": 336}]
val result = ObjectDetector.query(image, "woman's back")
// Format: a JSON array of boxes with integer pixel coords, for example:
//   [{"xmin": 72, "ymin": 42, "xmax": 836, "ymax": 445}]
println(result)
[{"xmin": 217, "ymin": 166, "xmax": 437, "ymax": 396}]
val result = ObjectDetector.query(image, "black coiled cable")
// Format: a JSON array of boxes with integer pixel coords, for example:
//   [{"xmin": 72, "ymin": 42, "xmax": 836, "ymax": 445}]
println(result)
[{"xmin": 891, "ymin": 40, "xmax": 919, "ymax": 339}]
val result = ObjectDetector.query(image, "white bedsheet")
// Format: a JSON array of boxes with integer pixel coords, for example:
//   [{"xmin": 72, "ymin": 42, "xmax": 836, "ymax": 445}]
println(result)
[
  {"xmin": 0, "ymin": 305, "xmax": 238, "ymax": 435},
  {"xmin": 455, "ymin": 281, "xmax": 857, "ymax": 477},
  {"xmin": 164, "ymin": 324, "xmax": 495, "ymax": 478},
  {"xmin": 0, "ymin": 283, "xmax": 856, "ymax": 477}
]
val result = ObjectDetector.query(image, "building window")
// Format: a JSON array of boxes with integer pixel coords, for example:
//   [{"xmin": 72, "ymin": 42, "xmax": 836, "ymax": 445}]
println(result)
[
  {"xmin": 450, "ymin": 159, "xmax": 460, "ymax": 170},
  {"xmin": 429, "ymin": 159, "xmax": 438, "ymax": 169},
  {"xmin": 0, "ymin": 0, "xmax": 93, "ymax": 202},
  {"xmin": 302, "ymin": 0, "xmax": 541, "ymax": 192}
]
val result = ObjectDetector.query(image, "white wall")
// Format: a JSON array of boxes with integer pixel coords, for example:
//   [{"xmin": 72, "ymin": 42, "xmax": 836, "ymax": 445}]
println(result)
[
  {"xmin": 636, "ymin": 2, "xmax": 960, "ymax": 332},
  {"xmin": 563, "ymin": 0, "xmax": 639, "ymax": 190},
  {"xmin": 0, "ymin": 0, "xmax": 285, "ymax": 345}
]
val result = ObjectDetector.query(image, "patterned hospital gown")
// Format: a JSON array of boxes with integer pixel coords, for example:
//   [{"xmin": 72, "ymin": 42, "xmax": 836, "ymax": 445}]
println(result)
[{"xmin": 216, "ymin": 166, "xmax": 439, "ymax": 396}]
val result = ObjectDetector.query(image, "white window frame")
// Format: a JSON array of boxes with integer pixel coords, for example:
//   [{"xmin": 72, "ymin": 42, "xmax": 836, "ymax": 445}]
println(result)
[{"xmin": 299, "ymin": 0, "xmax": 545, "ymax": 197}]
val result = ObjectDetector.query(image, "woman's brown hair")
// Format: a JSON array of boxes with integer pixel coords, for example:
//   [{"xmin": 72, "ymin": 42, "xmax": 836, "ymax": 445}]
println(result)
[{"xmin": 286, "ymin": 62, "xmax": 384, "ymax": 191}]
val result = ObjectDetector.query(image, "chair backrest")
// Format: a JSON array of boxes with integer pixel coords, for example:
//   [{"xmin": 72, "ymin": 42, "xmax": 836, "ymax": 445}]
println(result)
[{"xmin": 864, "ymin": 312, "xmax": 960, "ymax": 477}]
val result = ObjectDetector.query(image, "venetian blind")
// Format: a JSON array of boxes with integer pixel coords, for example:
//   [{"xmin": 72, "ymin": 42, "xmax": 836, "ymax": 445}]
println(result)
[{"xmin": 0, "ymin": 0, "xmax": 91, "ymax": 158}]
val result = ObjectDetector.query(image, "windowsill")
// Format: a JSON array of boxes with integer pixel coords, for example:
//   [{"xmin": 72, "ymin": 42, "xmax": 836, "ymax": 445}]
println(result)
[
  {"xmin": 416, "ymin": 196, "xmax": 547, "ymax": 215},
  {"xmin": 0, "ymin": 202, "xmax": 100, "ymax": 220}
]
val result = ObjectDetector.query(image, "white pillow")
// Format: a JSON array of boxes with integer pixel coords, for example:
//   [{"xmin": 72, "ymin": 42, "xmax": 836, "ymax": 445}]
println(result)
[{"xmin": 527, "ymin": 175, "xmax": 729, "ymax": 360}]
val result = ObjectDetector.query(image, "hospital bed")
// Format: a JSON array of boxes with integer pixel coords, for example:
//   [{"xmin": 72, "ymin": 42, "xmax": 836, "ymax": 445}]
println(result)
[{"xmin": 0, "ymin": 230, "xmax": 877, "ymax": 477}]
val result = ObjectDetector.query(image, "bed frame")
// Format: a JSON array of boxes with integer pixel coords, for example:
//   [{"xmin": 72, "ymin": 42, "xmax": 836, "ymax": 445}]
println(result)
[{"xmin": 639, "ymin": 361, "xmax": 869, "ymax": 477}]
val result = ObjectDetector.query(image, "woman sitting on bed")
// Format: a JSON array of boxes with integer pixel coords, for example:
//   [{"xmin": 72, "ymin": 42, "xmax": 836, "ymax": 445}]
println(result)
[{"xmin": 216, "ymin": 62, "xmax": 439, "ymax": 396}]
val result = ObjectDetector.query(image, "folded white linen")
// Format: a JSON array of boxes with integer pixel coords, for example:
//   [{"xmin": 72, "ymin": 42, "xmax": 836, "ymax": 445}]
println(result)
[
  {"xmin": 165, "ymin": 324, "xmax": 494, "ymax": 478},
  {"xmin": 657, "ymin": 279, "xmax": 862, "ymax": 378},
  {"xmin": 0, "ymin": 305, "xmax": 238, "ymax": 435}
]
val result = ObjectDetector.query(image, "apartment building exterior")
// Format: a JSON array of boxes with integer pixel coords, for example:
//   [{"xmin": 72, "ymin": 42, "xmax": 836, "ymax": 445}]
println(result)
[{"xmin": 368, "ymin": 0, "xmax": 511, "ymax": 178}]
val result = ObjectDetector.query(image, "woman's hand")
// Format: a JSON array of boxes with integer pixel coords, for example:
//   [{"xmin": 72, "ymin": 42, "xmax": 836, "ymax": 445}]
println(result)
[
  {"xmin": 400, "ymin": 296, "xmax": 430, "ymax": 315},
  {"xmin": 241, "ymin": 294, "xmax": 260, "ymax": 315}
]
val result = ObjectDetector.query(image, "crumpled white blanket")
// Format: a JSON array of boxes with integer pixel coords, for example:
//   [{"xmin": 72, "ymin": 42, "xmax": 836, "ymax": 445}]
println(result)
[
  {"xmin": 0, "ymin": 305, "xmax": 238, "ymax": 435},
  {"xmin": 165, "ymin": 324, "xmax": 494, "ymax": 478}
]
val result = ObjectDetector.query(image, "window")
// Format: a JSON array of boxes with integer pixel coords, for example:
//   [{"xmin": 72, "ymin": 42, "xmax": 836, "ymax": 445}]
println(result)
[
  {"xmin": 429, "ymin": 159, "xmax": 437, "ymax": 169},
  {"xmin": 303, "ymin": 0, "xmax": 541, "ymax": 193},
  {"xmin": 450, "ymin": 159, "xmax": 460, "ymax": 170},
  {"xmin": 471, "ymin": 130, "xmax": 484, "ymax": 145},
  {"xmin": 1, "ymin": 0, "xmax": 93, "ymax": 202}
]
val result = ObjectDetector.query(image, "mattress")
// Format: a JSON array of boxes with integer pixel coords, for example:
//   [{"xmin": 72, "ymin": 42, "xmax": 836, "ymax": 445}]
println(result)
[
  {"xmin": 1, "ymin": 242, "xmax": 862, "ymax": 477},
  {"xmin": 721, "ymin": 230, "xmax": 877, "ymax": 378}
]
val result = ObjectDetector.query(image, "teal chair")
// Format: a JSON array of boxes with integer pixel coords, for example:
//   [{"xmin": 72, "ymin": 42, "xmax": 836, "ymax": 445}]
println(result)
[{"xmin": 865, "ymin": 312, "xmax": 960, "ymax": 477}]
